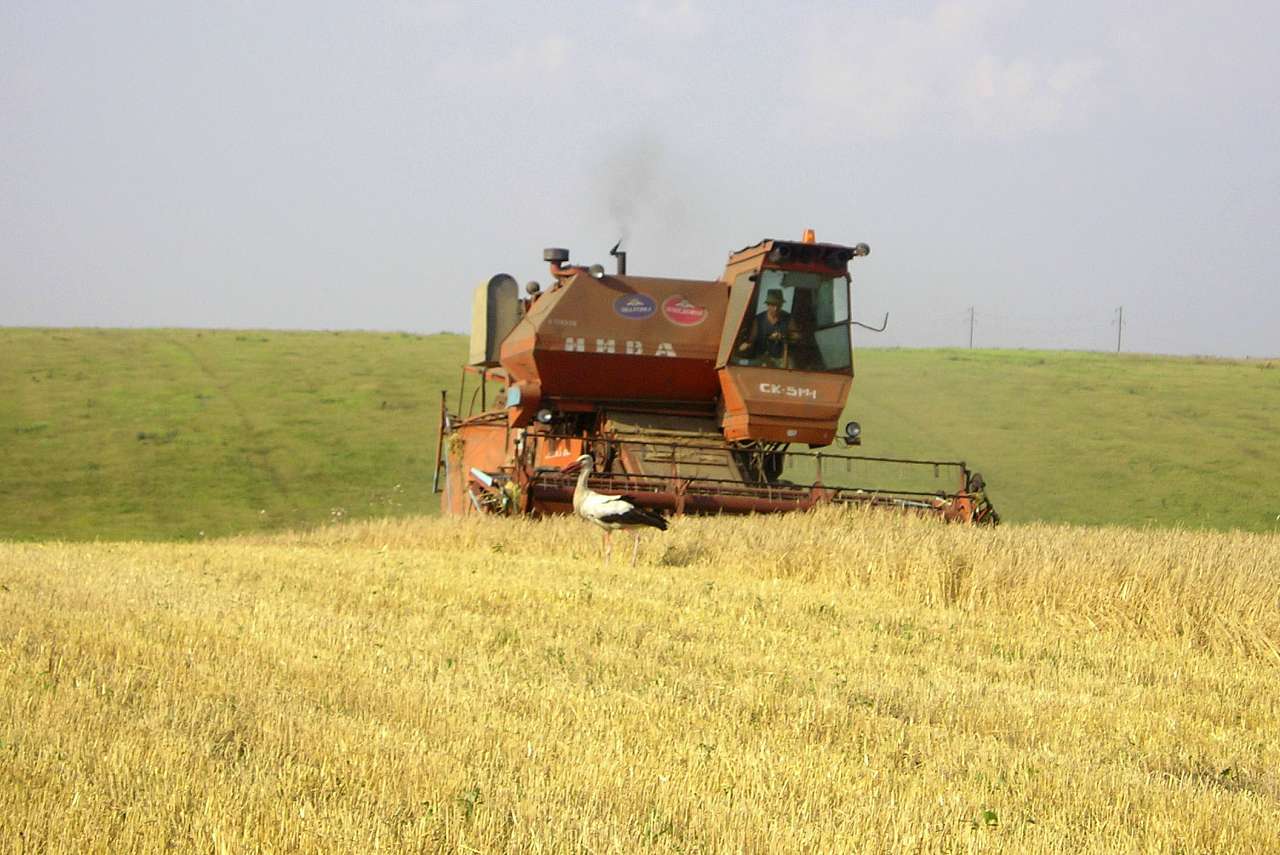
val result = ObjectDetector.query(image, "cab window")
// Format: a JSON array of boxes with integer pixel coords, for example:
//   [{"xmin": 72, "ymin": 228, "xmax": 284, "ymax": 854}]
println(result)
[{"xmin": 731, "ymin": 270, "xmax": 851, "ymax": 373}]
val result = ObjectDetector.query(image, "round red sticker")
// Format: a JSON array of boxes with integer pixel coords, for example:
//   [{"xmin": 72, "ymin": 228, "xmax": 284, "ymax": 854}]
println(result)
[{"xmin": 662, "ymin": 295, "xmax": 708, "ymax": 326}]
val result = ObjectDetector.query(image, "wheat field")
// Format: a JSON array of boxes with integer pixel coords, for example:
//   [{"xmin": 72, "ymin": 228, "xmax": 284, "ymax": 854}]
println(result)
[{"xmin": 3, "ymin": 510, "xmax": 1279, "ymax": 853}]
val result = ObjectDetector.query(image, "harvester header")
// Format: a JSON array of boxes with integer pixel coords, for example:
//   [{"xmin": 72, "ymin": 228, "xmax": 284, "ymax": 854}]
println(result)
[{"xmin": 436, "ymin": 232, "xmax": 997, "ymax": 524}]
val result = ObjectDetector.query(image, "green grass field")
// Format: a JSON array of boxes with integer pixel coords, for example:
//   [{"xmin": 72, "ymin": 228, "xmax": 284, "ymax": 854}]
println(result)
[
  {"xmin": 1, "ymin": 329, "xmax": 456, "ymax": 541},
  {"xmin": 2, "ymin": 328, "xmax": 1278, "ymax": 540},
  {"xmin": 849, "ymin": 348, "xmax": 1280, "ymax": 531}
]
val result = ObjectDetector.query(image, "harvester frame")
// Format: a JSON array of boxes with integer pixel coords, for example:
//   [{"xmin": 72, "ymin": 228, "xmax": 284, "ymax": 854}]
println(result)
[{"xmin": 434, "ymin": 233, "xmax": 997, "ymax": 525}]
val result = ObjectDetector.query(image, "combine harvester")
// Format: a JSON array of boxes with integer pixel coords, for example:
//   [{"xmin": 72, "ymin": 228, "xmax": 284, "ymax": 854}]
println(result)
[{"xmin": 435, "ymin": 232, "xmax": 997, "ymax": 524}]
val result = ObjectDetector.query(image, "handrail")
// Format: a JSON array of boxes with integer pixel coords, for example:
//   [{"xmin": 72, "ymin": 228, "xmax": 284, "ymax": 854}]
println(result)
[
  {"xmin": 527, "ymin": 431, "xmax": 969, "ymax": 472},
  {"xmin": 521, "ymin": 431, "xmax": 971, "ymax": 499}
]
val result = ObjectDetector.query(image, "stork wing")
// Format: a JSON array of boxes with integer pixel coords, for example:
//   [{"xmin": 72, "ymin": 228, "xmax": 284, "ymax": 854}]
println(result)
[
  {"xmin": 583, "ymin": 494, "xmax": 668, "ymax": 530},
  {"xmin": 581, "ymin": 493, "xmax": 630, "ymax": 518}
]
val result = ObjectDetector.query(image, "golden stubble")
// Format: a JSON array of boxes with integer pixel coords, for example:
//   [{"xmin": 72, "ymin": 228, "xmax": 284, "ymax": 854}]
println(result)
[{"xmin": 3, "ymin": 509, "xmax": 1278, "ymax": 853}]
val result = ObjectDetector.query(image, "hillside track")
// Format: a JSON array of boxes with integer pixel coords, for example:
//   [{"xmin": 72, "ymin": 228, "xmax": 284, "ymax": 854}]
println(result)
[{"xmin": 168, "ymin": 333, "xmax": 291, "ymax": 501}]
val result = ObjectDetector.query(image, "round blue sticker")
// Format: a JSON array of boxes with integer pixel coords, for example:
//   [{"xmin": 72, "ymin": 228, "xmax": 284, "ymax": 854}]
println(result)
[{"xmin": 613, "ymin": 293, "xmax": 657, "ymax": 320}]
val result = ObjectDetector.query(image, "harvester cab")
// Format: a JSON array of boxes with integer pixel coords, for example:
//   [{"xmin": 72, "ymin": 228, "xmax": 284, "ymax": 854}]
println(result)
[
  {"xmin": 434, "ymin": 232, "xmax": 997, "ymax": 524},
  {"xmin": 716, "ymin": 233, "xmax": 868, "ymax": 447}
]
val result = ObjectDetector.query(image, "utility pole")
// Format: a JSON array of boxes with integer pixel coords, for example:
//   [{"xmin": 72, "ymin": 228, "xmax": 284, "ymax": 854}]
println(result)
[
  {"xmin": 968, "ymin": 306, "xmax": 975, "ymax": 349},
  {"xmin": 1114, "ymin": 306, "xmax": 1124, "ymax": 353}
]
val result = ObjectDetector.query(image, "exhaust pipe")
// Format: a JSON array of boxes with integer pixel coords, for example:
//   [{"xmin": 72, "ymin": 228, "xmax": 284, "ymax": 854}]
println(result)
[{"xmin": 610, "ymin": 240, "xmax": 626, "ymax": 275}]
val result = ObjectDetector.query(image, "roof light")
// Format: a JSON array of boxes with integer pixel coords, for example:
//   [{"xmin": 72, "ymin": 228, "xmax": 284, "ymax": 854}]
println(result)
[{"xmin": 802, "ymin": 229, "xmax": 816, "ymax": 244}]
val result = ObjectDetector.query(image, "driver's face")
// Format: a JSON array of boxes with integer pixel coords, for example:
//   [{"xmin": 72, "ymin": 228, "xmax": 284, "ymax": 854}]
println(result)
[{"xmin": 766, "ymin": 303, "xmax": 781, "ymax": 320}]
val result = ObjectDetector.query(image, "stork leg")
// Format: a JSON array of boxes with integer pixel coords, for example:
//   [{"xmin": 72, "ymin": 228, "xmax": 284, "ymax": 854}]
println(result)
[
  {"xmin": 631, "ymin": 531, "xmax": 640, "ymax": 567},
  {"xmin": 603, "ymin": 530, "xmax": 612, "ymax": 565}
]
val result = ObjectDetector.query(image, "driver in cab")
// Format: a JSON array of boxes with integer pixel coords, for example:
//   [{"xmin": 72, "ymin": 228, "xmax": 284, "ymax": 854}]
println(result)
[{"xmin": 737, "ymin": 288, "xmax": 800, "ymax": 367}]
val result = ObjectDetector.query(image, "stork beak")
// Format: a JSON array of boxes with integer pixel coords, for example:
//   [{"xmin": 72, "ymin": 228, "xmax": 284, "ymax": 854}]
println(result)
[{"xmin": 561, "ymin": 454, "xmax": 592, "ymax": 475}]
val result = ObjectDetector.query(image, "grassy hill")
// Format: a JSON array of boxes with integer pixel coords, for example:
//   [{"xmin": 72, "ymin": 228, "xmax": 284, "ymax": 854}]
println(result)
[
  {"xmin": 1, "ymin": 328, "xmax": 458, "ymax": 541},
  {"xmin": 2, "ymin": 328, "xmax": 1278, "ymax": 540},
  {"xmin": 850, "ymin": 348, "xmax": 1280, "ymax": 531}
]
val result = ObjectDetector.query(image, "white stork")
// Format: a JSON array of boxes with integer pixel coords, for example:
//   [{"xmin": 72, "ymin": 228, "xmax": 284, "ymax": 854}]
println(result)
[{"xmin": 567, "ymin": 453, "xmax": 668, "ymax": 565}]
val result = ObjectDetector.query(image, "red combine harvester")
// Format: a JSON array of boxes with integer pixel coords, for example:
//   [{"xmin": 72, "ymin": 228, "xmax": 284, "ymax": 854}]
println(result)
[{"xmin": 434, "ymin": 233, "xmax": 997, "ymax": 524}]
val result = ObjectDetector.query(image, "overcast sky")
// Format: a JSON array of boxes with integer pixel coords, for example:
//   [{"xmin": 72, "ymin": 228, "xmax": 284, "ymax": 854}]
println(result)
[{"xmin": 3, "ymin": 1, "xmax": 1278, "ymax": 356}]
